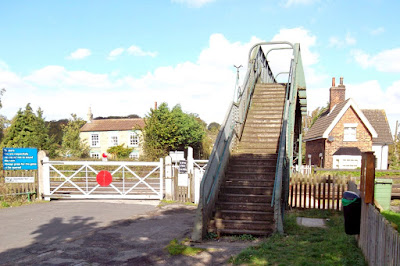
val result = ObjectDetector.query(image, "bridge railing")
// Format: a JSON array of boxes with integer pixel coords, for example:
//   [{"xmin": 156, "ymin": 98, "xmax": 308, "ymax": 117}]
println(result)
[
  {"xmin": 272, "ymin": 43, "xmax": 306, "ymax": 233},
  {"xmin": 192, "ymin": 44, "xmax": 275, "ymax": 241}
]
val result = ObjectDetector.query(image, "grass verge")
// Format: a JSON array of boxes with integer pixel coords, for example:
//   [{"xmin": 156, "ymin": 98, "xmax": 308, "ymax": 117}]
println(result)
[
  {"xmin": 381, "ymin": 210, "xmax": 400, "ymax": 232},
  {"xmin": 165, "ymin": 238, "xmax": 205, "ymax": 256},
  {"xmin": 229, "ymin": 209, "xmax": 366, "ymax": 265}
]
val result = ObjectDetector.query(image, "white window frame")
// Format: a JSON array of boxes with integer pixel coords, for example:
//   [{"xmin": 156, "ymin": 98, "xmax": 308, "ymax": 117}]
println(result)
[
  {"xmin": 109, "ymin": 132, "xmax": 119, "ymax": 147},
  {"xmin": 91, "ymin": 133, "xmax": 100, "ymax": 147},
  {"xmin": 343, "ymin": 123, "xmax": 357, "ymax": 142},
  {"xmin": 90, "ymin": 152, "xmax": 100, "ymax": 159},
  {"xmin": 129, "ymin": 132, "xmax": 139, "ymax": 147}
]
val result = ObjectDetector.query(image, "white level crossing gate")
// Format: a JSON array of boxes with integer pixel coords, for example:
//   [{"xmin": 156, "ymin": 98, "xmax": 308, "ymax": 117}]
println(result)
[{"xmin": 42, "ymin": 158, "xmax": 163, "ymax": 200}]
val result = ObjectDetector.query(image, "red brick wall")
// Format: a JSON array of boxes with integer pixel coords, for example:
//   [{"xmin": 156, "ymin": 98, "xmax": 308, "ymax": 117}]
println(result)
[
  {"xmin": 305, "ymin": 139, "xmax": 325, "ymax": 167},
  {"xmin": 324, "ymin": 106, "xmax": 372, "ymax": 168}
]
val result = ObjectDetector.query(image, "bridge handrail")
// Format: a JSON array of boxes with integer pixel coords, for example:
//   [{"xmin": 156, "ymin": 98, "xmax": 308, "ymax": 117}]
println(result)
[{"xmin": 272, "ymin": 43, "xmax": 306, "ymax": 233}]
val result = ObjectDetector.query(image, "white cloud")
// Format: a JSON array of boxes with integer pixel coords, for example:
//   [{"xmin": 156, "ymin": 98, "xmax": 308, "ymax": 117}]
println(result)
[
  {"xmin": 127, "ymin": 45, "xmax": 158, "ymax": 57},
  {"xmin": 24, "ymin": 65, "xmax": 114, "ymax": 89},
  {"xmin": 347, "ymin": 80, "xmax": 400, "ymax": 133},
  {"xmin": 329, "ymin": 32, "xmax": 356, "ymax": 48},
  {"xmin": 283, "ymin": 0, "xmax": 319, "ymax": 8},
  {"xmin": 108, "ymin": 48, "xmax": 125, "ymax": 60},
  {"xmin": 370, "ymin": 27, "xmax": 385, "ymax": 36},
  {"xmin": 171, "ymin": 0, "xmax": 215, "ymax": 8},
  {"xmin": 352, "ymin": 48, "xmax": 400, "ymax": 72},
  {"xmin": 66, "ymin": 48, "xmax": 92, "ymax": 60},
  {"xmin": 0, "ymin": 29, "xmax": 348, "ymax": 129}
]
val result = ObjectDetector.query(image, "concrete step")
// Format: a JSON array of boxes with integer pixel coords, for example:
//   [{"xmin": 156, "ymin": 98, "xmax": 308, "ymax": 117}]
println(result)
[
  {"xmin": 238, "ymin": 142, "xmax": 279, "ymax": 149},
  {"xmin": 225, "ymin": 171, "xmax": 275, "ymax": 179},
  {"xmin": 221, "ymin": 186, "xmax": 274, "ymax": 195},
  {"xmin": 216, "ymin": 201, "xmax": 274, "ymax": 212},
  {"xmin": 245, "ymin": 118, "xmax": 283, "ymax": 124},
  {"xmin": 235, "ymin": 148, "xmax": 279, "ymax": 154},
  {"xmin": 243, "ymin": 123, "xmax": 282, "ymax": 129},
  {"xmin": 209, "ymin": 219, "xmax": 273, "ymax": 231},
  {"xmin": 208, "ymin": 226, "xmax": 273, "ymax": 236},
  {"xmin": 239, "ymin": 136, "xmax": 280, "ymax": 143},
  {"xmin": 219, "ymin": 193, "xmax": 272, "ymax": 203},
  {"xmin": 241, "ymin": 128, "xmax": 281, "ymax": 135},
  {"xmin": 228, "ymin": 164, "xmax": 276, "ymax": 172},
  {"xmin": 247, "ymin": 113, "xmax": 283, "ymax": 119},
  {"xmin": 224, "ymin": 179, "xmax": 275, "ymax": 187},
  {"xmin": 214, "ymin": 209, "xmax": 273, "ymax": 221}
]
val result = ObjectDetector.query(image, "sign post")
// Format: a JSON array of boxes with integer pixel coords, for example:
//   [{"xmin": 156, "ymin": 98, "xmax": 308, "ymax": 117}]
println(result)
[{"xmin": 178, "ymin": 160, "xmax": 188, "ymax": 187}]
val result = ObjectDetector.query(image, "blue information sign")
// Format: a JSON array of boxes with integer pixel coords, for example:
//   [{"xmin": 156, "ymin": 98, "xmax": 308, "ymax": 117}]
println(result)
[{"xmin": 2, "ymin": 148, "xmax": 38, "ymax": 170}]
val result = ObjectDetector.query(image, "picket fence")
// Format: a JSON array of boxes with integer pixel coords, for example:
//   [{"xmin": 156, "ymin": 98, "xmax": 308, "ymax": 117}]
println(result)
[{"xmin": 289, "ymin": 174, "xmax": 349, "ymax": 211}]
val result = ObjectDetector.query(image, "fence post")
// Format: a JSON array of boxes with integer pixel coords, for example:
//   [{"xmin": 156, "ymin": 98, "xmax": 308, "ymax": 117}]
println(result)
[
  {"xmin": 165, "ymin": 156, "xmax": 173, "ymax": 200},
  {"xmin": 159, "ymin": 158, "xmax": 164, "ymax": 200},
  {"xmin": 187, "ymin": 147, "xmax": 194, "ymax": 202},
  {"xmin": 360, "ymin": 151, "xmax": 375, "ymax": 204},
  {"xmin": 37, "ymin": 150, "xmax": 47, "ymax": 200},
  {"xmin": 42, "ymin": 156, "xmax": 50, "ymax": 201}
]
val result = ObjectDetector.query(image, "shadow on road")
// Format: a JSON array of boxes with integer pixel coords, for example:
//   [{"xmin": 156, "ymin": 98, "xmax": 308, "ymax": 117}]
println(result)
[{"xmin": 0, "ymin": 205, "xmax": 212, "ymax": 265}]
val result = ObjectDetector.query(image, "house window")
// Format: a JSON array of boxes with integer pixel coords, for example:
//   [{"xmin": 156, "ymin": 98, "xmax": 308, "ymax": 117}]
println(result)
[
  {"xmin": 129, "ymin": 151, "xmax": 139, "ymax": 159},
  {"xmin": 129, "ymin": 132, "xmax": 139, "ymax": 147},
  {"xmin": 91, "ymin": 134, "xmax": 99, "ymax": 147},
  {"xmin": 109, "ymin": 132, "xmax": 118, "ymax": 147},
  {"xmin": 90, "ymin": 153, "xmax": 100, "ymax": 159},
  {"xmin": 344, "ymin": 123, "xmax": 357, "ymax": 141}
]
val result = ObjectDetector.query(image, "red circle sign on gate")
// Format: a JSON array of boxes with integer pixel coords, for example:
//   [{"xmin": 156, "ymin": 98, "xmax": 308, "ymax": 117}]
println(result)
[{"xmin": 96, "ymin": 170, "xmax": 112, "ymax": 187}]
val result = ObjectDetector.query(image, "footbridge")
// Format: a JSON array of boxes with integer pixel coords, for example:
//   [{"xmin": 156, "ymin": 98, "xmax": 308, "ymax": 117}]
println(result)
[{"xmin": 192, "ymin": 42, "xmax": 307, "ymax": 240}]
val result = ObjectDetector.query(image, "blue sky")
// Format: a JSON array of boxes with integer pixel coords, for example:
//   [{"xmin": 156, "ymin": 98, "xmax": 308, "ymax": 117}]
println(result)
[{"xmin": 0, "ymin": 0, "xmax": 399, "ymax": 133}]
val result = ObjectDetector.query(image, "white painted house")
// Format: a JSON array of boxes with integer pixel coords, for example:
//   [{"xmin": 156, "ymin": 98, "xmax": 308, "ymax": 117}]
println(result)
[{"xmin": 79, "ymin": 109, "xmax": 145, "ymax": 159}]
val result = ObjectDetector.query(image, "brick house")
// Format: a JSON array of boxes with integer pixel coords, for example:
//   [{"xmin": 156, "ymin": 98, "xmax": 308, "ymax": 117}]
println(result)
[
  {"xmin": 79, "ymin": 108, "xmax": 145, "ymax": 159},
  {"xmin": 304, "ymin": 77, "xmax": 393, "ymax": 169}
]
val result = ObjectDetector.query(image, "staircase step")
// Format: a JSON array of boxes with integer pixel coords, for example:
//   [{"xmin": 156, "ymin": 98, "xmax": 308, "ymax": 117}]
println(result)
[
  {"xmin": 216, "ymin": 201, "xmax": 274, "ymax": 212},
  {"xmin": 235, "ymin": 149, "xmax": 279, "ymax": 155},
  {"xmin": 214, "ymin": 210, "xmax": 273, "ymax": 221},
  {"xmin": 238, "ymin": 142, "xmax": 279, "ymax": 150},
  {"xmin": 221, "ymin": 186, "xmax": 274, "ymax": 195},
  {"xmin": 229, "ymin": 158, "xmax": 277, "ymax": 166},
  {"xmin": 208, "ymin": 227, "xmax": 273, "ymax": 236},
  {"xmin": 209, "ymin": 219, "xmax": 274, "ymax": 231},
  {"xmin": 239, "ymin": 138, "xmax": 279, "ymax": 144},
  {"xmin": 224, "ymin": 179, "xmax": 275, "ymax": 187},
  {"xmin": 219, "ymin": 193, "xmax": 272, "ymax": 203},
  {"xmin": 225, "ymin": 171, "xmax": 275, "ymax": 179},
  {"xmin": 227, "ymin": 166, "xmax": 275, "ymax": 173}
]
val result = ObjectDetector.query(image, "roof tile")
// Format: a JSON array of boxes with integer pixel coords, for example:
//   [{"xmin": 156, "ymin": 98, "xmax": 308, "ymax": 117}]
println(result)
[{"xmin": 80, "ymin": 118, "xmax": 145, "ymax": 132}]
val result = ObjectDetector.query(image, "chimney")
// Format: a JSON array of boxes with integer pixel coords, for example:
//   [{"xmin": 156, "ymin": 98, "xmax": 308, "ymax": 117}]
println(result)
[
  {"xmin": 154, "ymin": 101, "xmax": 158, "ymax": 110},
  {"xmin": 329, "ymin": 77, "xmax": 346, "ymax": 111},
  {"xmin": 87, "ymin": 107, "xmax": 93, "ymax": 123}
]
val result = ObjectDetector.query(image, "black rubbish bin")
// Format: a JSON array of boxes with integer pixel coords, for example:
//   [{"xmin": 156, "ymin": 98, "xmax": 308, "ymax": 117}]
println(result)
[{"xmin": 342, "ymin": 191, "xmax": 361, "ymax": 235}]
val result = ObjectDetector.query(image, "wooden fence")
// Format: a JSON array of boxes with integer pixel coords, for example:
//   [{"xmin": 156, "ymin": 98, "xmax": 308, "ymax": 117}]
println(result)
[
  {"xmin": 0, "ymin": 170, "xmax": 38, "ymax": 201},
  {"xmin": 289, "ymin": 174, "xmax": 349, "ymax": 210},
  {"xmin": 349, "ymin": 181, "xmax": 400, "ymax": 265}
]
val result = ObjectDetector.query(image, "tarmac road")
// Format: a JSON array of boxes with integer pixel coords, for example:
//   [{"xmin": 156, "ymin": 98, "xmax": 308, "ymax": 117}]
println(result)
[{"xmin": 0, "ymin": 200, "xmax": 252, "ymax": 265}]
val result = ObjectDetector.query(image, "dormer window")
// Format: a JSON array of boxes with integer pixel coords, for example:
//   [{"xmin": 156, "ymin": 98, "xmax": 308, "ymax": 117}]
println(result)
[{"xmin": 344, "ymin": 123, "xmax": 357, "ymax": 141}]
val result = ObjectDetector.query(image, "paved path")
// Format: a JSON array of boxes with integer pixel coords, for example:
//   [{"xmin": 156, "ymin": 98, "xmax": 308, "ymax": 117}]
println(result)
[{"xmin": 0, "ymin": 201, "xmax": 254, "ymax": 265}]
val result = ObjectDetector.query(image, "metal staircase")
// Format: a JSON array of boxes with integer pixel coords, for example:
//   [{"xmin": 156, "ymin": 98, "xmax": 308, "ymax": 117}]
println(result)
[{"xmin": 192, "ymin": 42, "xmax": 307, "ymax": 240}]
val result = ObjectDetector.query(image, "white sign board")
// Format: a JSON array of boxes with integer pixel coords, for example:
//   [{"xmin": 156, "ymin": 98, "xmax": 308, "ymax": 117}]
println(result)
[
  {"xmin": 5, "ymin": 177, "xmax": 35, "ymax": 183},
  {"xmin": 178, "ymin": 173, "xmax": 188, "ymax": 187}
]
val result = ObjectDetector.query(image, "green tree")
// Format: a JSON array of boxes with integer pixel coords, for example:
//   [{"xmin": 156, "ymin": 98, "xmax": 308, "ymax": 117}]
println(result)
[
  {"xmin": 143, "ymin": 103, "xmax": 206, "ymax": 160},
  {"xmin": 59, "ymin": 114, "xmax": 89, "ymax": 158},
  {"xmin": 2, "ymin": 104, "xmax": 56, "ymax": 155}
]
